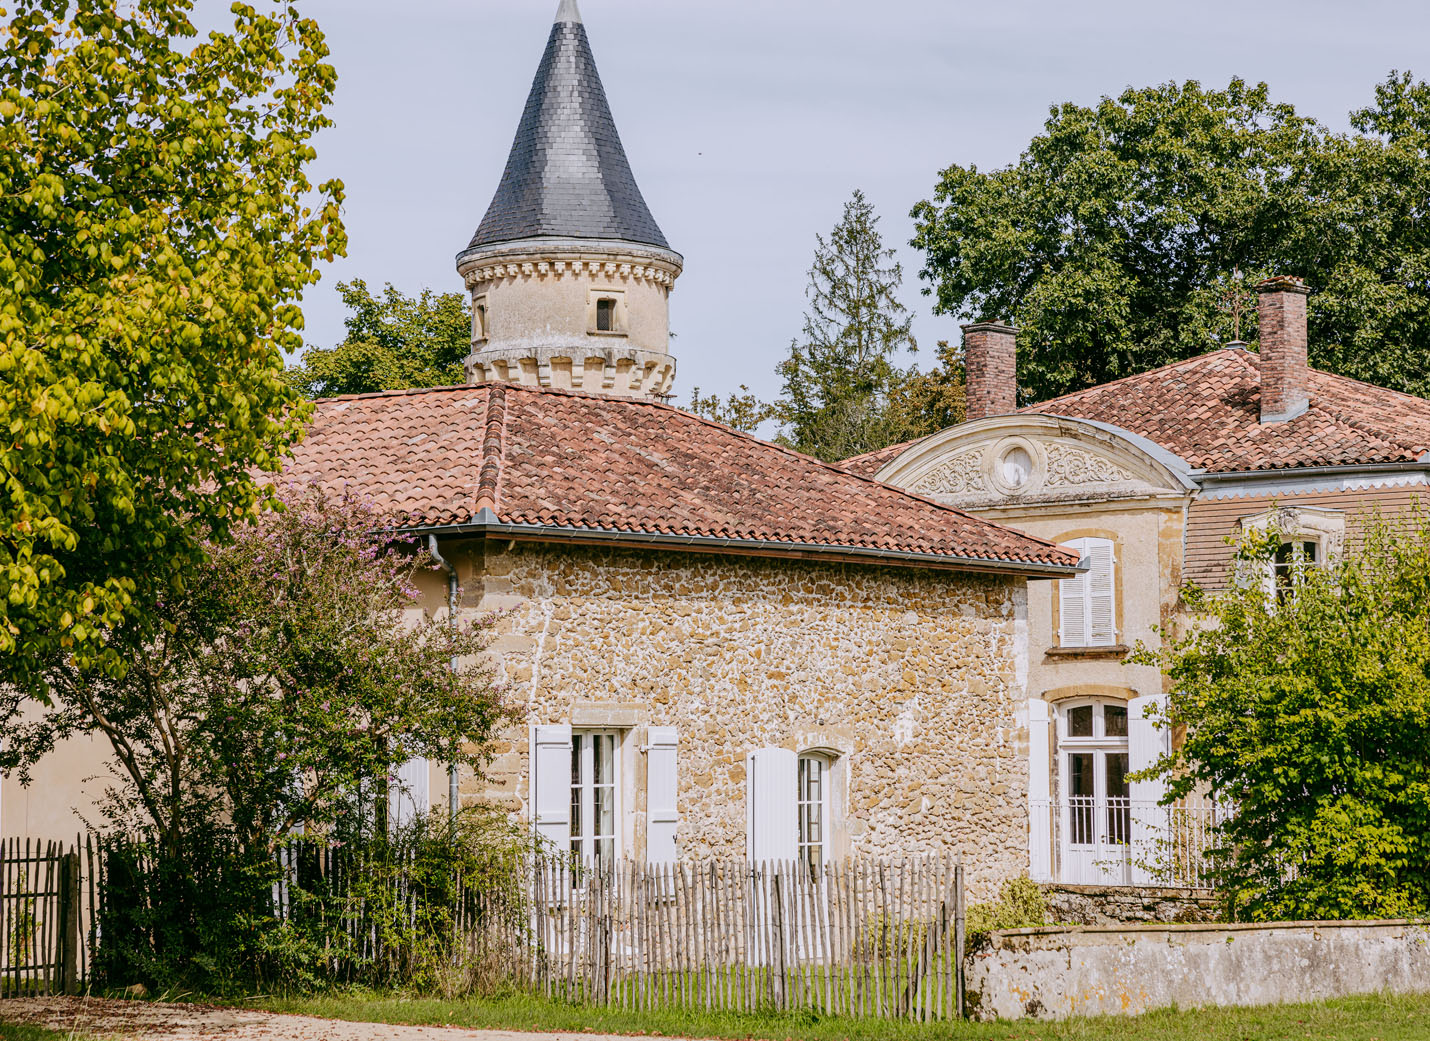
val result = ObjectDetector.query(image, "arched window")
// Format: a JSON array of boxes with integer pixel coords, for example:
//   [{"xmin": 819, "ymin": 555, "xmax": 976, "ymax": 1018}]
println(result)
[{"xmin": 1058, "ymin": 537, "xmax": 1116, "ymax": 647}]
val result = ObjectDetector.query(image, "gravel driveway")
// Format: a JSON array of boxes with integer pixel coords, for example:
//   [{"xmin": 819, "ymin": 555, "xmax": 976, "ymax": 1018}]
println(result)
[{"xmin": 0, "ymin": 996, "xmax": 647, "ymax": 1041}]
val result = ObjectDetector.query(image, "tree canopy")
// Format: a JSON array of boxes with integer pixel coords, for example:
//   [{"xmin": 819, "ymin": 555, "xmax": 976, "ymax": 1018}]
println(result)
[
  {"xmin": 912, "ymin": 73, "xmax": 1430, "ymax": 403},
  {"xmin": 1139, "ymin": 513, "xmax": 1430, "ymax": 921},
  {"xmin": 287, "ymin": 280, "xmax": 471, "ymax": 398},
  {"xmin": 776, "ymin": 189, "xmax": 920, "ymax": 462},
  {"xmin": 0, "ymin": 0, "xmax": 345, "ymax": 696}
]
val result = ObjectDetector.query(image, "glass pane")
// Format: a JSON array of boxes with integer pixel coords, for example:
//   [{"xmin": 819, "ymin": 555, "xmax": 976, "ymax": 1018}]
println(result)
[
  {"xmin": 1105, "ymin": 752, "xmax": 1130, "ymax": 799},
  {"xmin": 1302, "ymin": 541, "xmax": 1318, "ymax": 564},
  {"xmin": 1069, "ymin": 752, "xmax": 1095, "ymax": 797},
  {"xmin": 594, "ymin": 734, "xmax": 614, "ymax": 785},
  {"xmin": 595, "ymin": 785, "xmax": 614, "ymax": 841},
  {"xmin": 1103, "ymin": 704, "xmax": 1128, "ymax": 738},
  {"xmin": 570, "ymin": 736, "xmax": 583, "ymax": 846},
  {"xmin": 596, "ymin": 836, "xmax": 614, "ymax": 869},
  {"xmin": 1068, "ymin": 705, "xmax": 1094, "ymax": 737}
]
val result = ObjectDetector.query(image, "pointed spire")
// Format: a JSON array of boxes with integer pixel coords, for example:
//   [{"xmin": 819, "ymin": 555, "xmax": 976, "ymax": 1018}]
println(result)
[{"xmin": 464, "ymin": 6, "xmax": 670, "ymax": 252}]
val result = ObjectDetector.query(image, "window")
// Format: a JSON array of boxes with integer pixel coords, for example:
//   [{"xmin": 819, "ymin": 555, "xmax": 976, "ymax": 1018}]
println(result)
[
  {"xmin": 1273, "ymin": 539, "xmax": 1318, "ymax": 604},
  {"xmin": 1058, "ymin": 537, "xmax": 1116, "ymax": 647},
  {"xmin": 1059, "ymin": 701, "xmax": 1130, "ymax": 849},
  {"xmin": 596, "ymin": 297, "xmax": 616, "ymax": 332},
  {"xmin": 473, "ymin": 296, "xmax": 489, "ymax": 342},
  {"xmin": 797, "ymin": 755, "xmax": 828, "ymax": 873},
  {"xmin": 570, "ymin": 732, "xmax": 617, "ymax": 869}
]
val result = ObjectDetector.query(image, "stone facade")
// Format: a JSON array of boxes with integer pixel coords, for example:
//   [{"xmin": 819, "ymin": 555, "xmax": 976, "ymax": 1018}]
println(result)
[{"xmin": 423, "ymin": 540, "xmax": 1037, "ymax": 900}]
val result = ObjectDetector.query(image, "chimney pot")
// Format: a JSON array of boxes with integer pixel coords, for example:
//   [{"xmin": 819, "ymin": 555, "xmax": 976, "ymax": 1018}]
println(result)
[
  {"xmin": 962, "ymin": 321, "xmax": 1018, "ymax": 422},
  {"xmin": 1254, "ymin": 276, "xmax": 1310, "ymax": 424}
]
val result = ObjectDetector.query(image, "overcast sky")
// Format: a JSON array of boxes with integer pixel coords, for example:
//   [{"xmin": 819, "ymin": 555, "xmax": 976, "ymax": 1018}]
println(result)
[{"xmin": 278, "ymin": 0, "xmax": 1428, "ymax": 404}]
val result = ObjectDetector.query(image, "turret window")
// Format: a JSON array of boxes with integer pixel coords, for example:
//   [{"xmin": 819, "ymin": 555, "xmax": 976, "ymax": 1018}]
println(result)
[
  {"xmin": 596, "ymin": 298, "xmax": 616, "ymax": 332},
  {"xmin": 588, "ymin": 289, "xmax": 626, "ymax": 337},
  {"xmin": 473, "ymin": 296, "xmax": 489, "ymax": 343}
]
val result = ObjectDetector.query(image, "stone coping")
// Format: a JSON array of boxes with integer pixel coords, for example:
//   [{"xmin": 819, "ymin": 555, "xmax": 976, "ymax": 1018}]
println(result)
[
  {"xmin": 992, "ymin": 918, "xmax": 1430, "ymax": 941},
  {"xmin": 1042, "ymin": 882, "xmax": 1216, "ymax": 898}
]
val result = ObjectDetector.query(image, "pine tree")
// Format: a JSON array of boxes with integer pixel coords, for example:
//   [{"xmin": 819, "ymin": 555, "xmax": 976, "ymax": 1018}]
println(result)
[{"xmin": 777, "ymin": 190, "xmax": 917, "ymax": 462}]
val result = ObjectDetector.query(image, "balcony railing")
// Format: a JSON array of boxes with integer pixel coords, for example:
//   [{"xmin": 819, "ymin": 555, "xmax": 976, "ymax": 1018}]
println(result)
[{"xmin": 1031, "ymin": 797, "xmax": 1227, "ymax": 888}]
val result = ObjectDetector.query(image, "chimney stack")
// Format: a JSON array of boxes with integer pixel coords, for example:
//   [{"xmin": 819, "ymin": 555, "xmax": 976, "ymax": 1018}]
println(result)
[
  {"xmin": 1255, "ymin": 276, "xmax": 1310, "ymax": 424},
  {"xmin": 963, "ymin": 322, "xmax": 1018, "ymax": 421}
]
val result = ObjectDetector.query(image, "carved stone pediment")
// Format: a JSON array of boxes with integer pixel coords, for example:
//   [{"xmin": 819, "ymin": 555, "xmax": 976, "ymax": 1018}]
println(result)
[
  {"xmin": 1044, "ymin": 444, "xmax": 1135, "ymax": 487},
  {"xmin": 910, "ymin": 451, "xmax": 988, "ymax": 496}
]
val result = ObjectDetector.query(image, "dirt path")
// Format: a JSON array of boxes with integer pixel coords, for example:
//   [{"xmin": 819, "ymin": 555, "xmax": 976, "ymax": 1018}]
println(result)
[{"xmin": 0, "ymin": 997, "xmax": 645, "ymax": 1041}]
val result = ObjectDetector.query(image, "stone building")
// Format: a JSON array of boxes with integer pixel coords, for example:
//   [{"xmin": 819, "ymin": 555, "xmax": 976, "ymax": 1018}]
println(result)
[{"xmin": 843, "ymin": 276, "xmax": 1430, "ymax": 887}]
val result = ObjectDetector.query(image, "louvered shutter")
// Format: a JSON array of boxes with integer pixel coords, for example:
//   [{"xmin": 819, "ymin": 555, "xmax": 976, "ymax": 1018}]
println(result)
[
  {"xmin": 1026, "ymin": 699, "xmax": 1053, "ymax": 881},
  {"xmin": 647, "ymin": 727, "xmax": 679, "ymax": 865},
  {"xmin": 1058, "ymin": 539, "xmax": 1090, "ymax": 646},
  {"xmin": 531, "ymin": 724, "xmax": 572, "ymax": 855},
  {"xmin": 1086, "ymin": 539, "xmax": 1117, "ymax": 646},
  {"xmin": 1128, "ymin": 695, "xmax": 1170, "ymax": 885},
  {"xmin": 389, "ymin": 758, "xmax": 430, "ymax": 830},
  {"xmin": 746, "ymin": 747, "xmax": 798, "ymax": 865}
]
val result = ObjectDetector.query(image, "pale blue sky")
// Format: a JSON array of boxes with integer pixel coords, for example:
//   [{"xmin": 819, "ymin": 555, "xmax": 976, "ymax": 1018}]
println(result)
[{"xmin": 278, "ymin": 0, "xmax": 1428, "ymax": 404}]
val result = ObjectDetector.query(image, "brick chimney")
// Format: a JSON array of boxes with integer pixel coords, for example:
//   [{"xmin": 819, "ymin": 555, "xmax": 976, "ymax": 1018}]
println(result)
[
  {"xmin": 963, "ymin": 322, "xmax": 1018, "ymax": 421},
  {"xmin": 1255, "ymin": 276, "xmax": 1310, "ymax": 423}
]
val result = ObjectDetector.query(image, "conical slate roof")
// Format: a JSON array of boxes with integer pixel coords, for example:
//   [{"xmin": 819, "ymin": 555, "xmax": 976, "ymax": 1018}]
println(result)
[{"xmin": 465, "ymin": 1, "xmax": 671, "ymax": 252}]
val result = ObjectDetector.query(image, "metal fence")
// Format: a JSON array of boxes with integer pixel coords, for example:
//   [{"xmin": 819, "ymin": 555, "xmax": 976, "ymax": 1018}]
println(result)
[
  {"xmin": 0, "ymin": 838, "xmax": 87, "ymax": 997},
  {"xmin": 1032, "ymin": 796, "xmax": 1227, "ymax": 888}
]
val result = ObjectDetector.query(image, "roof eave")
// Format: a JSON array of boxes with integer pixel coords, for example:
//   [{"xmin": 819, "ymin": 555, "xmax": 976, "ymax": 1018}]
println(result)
[
  {"xmin": 1195, "ymin": 459, "xmax": 1430, "ymax": 483},
  {"xmin": 392, "ymin": 512, "xmax": 1083, "ymax": 580}
]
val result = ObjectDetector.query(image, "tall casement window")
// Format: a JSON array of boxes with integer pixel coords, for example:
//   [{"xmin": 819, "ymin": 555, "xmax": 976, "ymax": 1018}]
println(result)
[
  {"xmin": 748, "ymin": 747, "xmax": 839, "ymax": 870},
  {"xmin": 1058, "ymin": 537, "xmax": 1116, "ymax": 647},
  {"xmin": 797, "ymin": 754, "xmax": 829, "ymax": 873},
  {"xmin": 530, "ymin": 724, "xmax": 679, "ymax": 867},
  {"xmin": 1272, "ymin": 539, "xmax": 1318, "ymax": 604},
  {"xmin": 570, "ymin": 732, "xmax": 617, "ymax": 869}
]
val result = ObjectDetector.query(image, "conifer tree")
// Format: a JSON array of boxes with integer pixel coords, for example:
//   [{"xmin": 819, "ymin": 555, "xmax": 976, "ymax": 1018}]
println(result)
[{"xmin": 777, "ymin": 190, "xmax": 916, "ymax": 462}]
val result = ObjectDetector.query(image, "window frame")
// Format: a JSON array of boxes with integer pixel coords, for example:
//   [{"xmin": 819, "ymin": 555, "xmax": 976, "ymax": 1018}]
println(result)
[
  {"xmin": 797, "ymin": 753, "xmax": 831, "ymax": 874},
  {"xmin": 569, "ymin": 730, "xmax": 621, "ymax": 869}
]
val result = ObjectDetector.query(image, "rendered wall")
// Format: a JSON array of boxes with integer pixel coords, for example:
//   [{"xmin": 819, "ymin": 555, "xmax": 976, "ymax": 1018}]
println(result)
[{"xmin": 966, "ymin": 920, "xmax": 1430, "ymax": 1020}]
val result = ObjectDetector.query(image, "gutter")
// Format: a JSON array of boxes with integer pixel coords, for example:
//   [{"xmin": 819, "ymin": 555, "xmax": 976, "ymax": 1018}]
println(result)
[
  {"xmin": 426, "ymin": 535, "xmax": 461, "ymax": 827},
  {"xmin": 1194, "ymin": 459, "xmax": 1430, "ymax": 484},
  {"xmin": 399, "ymin": 509, "xmax": 1085, "ymax": 580}
]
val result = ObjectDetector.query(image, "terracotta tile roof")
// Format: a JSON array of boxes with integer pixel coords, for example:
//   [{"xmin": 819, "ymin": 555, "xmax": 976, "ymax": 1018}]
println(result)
[
  {"xmin": 841, "ymin": 347, "xmax": 1430, "ymax": 478},
  {"xmin": 1026, "ymin": 348, "xmax": 1430, "ymax": 473},
  {"xmin": 281, "ymin": 383, "xmax": 1080, "ymax": 573}
]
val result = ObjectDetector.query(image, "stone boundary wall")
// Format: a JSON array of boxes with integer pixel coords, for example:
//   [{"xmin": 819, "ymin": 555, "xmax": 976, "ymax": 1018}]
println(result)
[
  {"xmin": 966, "ymin": 919, "xmax": 1430, "ymax": 1021},
  {"xmin": 1041, "ymin": 883, "xmax": 1219, "ymax": 925}
]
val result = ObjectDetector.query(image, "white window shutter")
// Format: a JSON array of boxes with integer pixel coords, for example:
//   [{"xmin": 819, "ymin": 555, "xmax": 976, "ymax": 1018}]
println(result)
[
  {"xmin": 1026, "ymin": 699, "xmax": 1052, "ymax": 882},
  {"xmin": 1086, "ymin": 540, "xmax": 1117, "ymax": 646},
  {"xmin": 746, "ymin": 747, "xmax": 797, "ymax": 865},
  {"xmin": 1059, "ymin": 538, "xmax": 1089, "ymax": 647},
  {"xmin": 389, "ymin": 758, "xmax": 430, "ymax": 831},
  {"xmin": 531, "ymin": 724, "xmax": 572, "ymax": 855},
  {"xmin": 647, "ymin": 727, "xmax": 679, "ymax": 865},
  {"xmin": 1128, "ymin": 695, "xmax": 1170, "ymax": 885}
]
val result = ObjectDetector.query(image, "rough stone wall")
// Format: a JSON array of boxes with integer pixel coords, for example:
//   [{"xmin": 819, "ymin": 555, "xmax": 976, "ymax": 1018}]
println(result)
[
  {"xmin": 1041, "ymin": 884, "xmax": 1219, "ymax": 926},
  {"xmin": 444, "ymin": 540, "xmax": 1033, "ymax": 899},
  {"xmin": 966, "ymin": 920, "xmax": 1430, "ymax": 1021}
]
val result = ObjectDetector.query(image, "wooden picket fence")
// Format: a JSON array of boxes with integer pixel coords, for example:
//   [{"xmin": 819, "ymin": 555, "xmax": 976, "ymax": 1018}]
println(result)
[
  {"xmin": 0, "ymin": 838, "xmax": 89, "ymax": 997},
  {"xmin": 468, "ymin": 854, "xmax": 968, "ymax": 1019}
]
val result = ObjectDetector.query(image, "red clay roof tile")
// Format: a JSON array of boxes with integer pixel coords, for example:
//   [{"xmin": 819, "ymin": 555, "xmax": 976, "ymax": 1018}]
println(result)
[{"xmin": 282, "ymin": 383, "xmax": 1080, "ymax": 572}]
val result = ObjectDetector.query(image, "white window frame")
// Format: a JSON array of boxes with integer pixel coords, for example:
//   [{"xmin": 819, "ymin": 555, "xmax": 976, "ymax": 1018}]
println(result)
[
  {"xmin": 1238, "ymin": 506, "xmax": 1344, "ymax": 602},
  {"xmin": 570, "ymin": 730, "xmax": 621, "ymax": 869},
  {"xmin": 1058, "ymin": 537, "xmax": 1117, "ymax": 648},
  {"xmin": 797, "ymin": 753, "xmax": 831, "ymax": 874}
]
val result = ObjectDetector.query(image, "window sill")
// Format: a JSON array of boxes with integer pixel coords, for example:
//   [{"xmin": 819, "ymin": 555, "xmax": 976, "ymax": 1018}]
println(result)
[
  {"xmin": 1044, "ymin": 644, "xmax": 1130, "ymax": 661},
  {"xmin": 587, "ymin": 329, "xmax": 628, "ymax": 338}
]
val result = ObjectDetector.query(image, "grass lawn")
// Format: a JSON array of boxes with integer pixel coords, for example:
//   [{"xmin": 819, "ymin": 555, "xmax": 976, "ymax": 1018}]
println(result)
[
  {"xmin": 239, "ymin": 989, "xmax": 1430, "ymax": 1040},
  {"xmin": 0, "ymin": 1026, "xmax": 92, "ymax": 1041}
]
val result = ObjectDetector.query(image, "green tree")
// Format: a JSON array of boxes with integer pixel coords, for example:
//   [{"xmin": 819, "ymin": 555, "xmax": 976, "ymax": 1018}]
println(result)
[
  {"xmin": 777, "ymin": 189, "xmax": 917, "ymax": 462},
  {"xmin": 288, "ymin": 280, "xmax": 471, "ymax": 398},
  {"xmin": 0, "ymin": 0, "xmax": 345, "ymax": 696},
  {"xmin": 883, "ymin": 339, "xmax": 967, "ymax": 440},
  {"xmin": 684, "ymin": 385, "xmax": 778, "ymax": 434},
  {"xmin": 1, "ymin": 484, "xmax": 509, "ymax": 863},
  {"xmin": 1137, "ymin": 513, "xmax": 1430, "ymax": 921},
  {"xmin": 912, "ymin": 74, "xmax": 1430, "ymax": 403}
]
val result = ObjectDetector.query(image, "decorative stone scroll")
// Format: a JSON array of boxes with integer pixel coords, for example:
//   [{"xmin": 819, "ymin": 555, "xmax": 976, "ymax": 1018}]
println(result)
[
  {"xmin": 911, "ymin": 451, "xmax": 989, "ymax": 496},
  {"xmin": 1045, "ymin": 444, "xmax": 1135, "ymax": 487}
]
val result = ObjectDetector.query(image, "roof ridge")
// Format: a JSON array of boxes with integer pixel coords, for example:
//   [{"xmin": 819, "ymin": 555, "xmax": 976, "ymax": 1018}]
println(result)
[
  {"xmin": 1026, "ymin": 348, "xmax": 1253, "ymax": 411},
  {"xmin": 475, "ymin": 384, "xmax": 507, "ymax": 513},
  {"xmin": 314, "ymin": 383, "xmax": 478, "ymax": 405}
]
